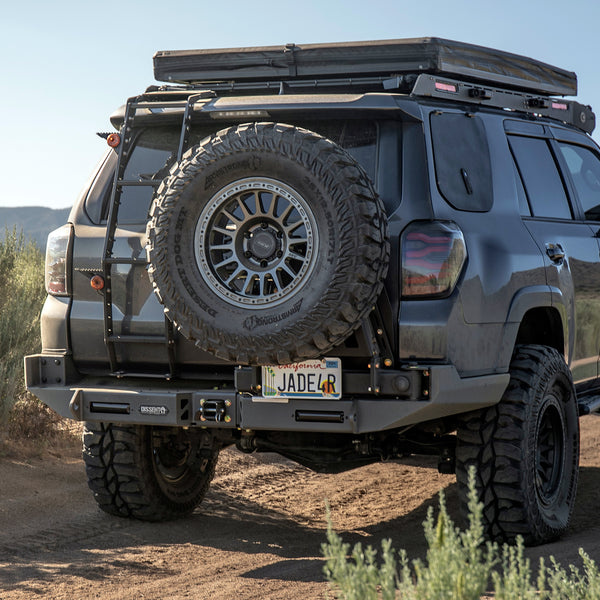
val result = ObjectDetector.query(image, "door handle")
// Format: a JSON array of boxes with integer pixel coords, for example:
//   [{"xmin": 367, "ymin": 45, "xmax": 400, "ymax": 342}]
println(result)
[{"xmin": 546, "ymin": 243, "xmax": 565, "ymax": 263}]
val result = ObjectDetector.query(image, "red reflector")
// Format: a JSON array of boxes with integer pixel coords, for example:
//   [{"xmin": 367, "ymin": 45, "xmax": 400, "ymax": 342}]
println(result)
[
  {"xmin": 107, "ymin": 133, "xmax": 121, "ymax": 148},
  {"xmin": 435, "ymin": 81, "xmax": 457, "ymax": 93},
  {"xmin": 552, "ymin": 102, "xmax": 568, "ymax": 111},
  {"xmin": 90, "ymin": 275, "xmax": 105, "ymax": 290}
]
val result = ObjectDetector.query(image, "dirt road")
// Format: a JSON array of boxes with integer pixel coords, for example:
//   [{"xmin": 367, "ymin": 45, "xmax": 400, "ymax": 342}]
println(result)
[{"xmin": 1, "ymin": 416, "xmax": 600, "ymax": 599}]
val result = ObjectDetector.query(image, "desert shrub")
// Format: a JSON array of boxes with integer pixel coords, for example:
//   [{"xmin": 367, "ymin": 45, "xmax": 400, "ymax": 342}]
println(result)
[
  {"xmin": 7, "ymin": 396, "xmax": 62, "ymax": 439},
  {"xmin": 322, "ymin": 467, "xmax": 600, "ymax": 599},
  {"xmin": 322, "ymin": 467, "xmax": 494, "ymax": 600},
  {"xmin": 0, "ymin": 229, "xmax": 46, "ymax": 432}
]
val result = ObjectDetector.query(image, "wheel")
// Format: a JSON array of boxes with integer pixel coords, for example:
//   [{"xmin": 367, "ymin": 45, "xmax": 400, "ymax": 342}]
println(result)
[
  {"xmin": 146, "ymin": 122, "xmax": 389, "ymax": 365},
  {"xmin": 456, "ymin": 344, "xmax": 579, "ymax": 545},
  {"xmin": 82, "ymin": 423, "xmax": 219, "ymax": 521}
]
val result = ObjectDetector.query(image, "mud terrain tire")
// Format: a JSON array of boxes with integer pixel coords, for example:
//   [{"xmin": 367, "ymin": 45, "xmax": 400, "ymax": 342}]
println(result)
[
  {"xmin": 456, "ymin": 344, "xmax": 579, "ymax": 545},
  {"xmin": 83, "ymin": 423, "xmax": 219, "ymax": 521},
  {"xmin": 146, "ymin": 122, "xmax": 389, "ymax": 365}
]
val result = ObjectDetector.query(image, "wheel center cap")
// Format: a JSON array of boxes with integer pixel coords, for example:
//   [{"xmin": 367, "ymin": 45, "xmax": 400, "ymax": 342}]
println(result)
[{"xmin": 249, "ymin": 230, "xmax": 277, "ymax": 259}]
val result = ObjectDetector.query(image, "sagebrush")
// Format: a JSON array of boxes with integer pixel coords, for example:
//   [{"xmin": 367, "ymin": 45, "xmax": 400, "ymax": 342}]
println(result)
[
  {"xmin": 0, "ymin": 229, "xmax": 46, "ymax": 435},
  {"xmin": 322, "ymin": 467, "xmax": 600, "ymax": 599}
]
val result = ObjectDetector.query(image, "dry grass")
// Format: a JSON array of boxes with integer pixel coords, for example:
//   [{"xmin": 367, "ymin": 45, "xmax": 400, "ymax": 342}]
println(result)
[{"xmin": 1, "ymin": 395, "xmax": 81, "ymax": 459}]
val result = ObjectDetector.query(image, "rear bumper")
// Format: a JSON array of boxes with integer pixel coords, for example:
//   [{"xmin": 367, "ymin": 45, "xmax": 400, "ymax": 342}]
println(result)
[{"xmin": 25, "ymin": 353, "xmax": 509, "ymax": 434}]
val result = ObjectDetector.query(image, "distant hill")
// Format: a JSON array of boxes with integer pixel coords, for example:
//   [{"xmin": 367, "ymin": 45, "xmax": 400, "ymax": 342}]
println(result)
[{"xmin": 0, "ymin": 206, "xmax": 71, "ymax": 249}]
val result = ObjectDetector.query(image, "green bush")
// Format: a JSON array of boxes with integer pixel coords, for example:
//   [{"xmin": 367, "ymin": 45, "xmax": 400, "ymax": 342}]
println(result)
[
  {"xmin": 0, "ymin": 229, "xmax": 45, "ymax": 430},
  {"xmin": 322, "ymin": 467, "xmax": 600, "ymax": 599}
]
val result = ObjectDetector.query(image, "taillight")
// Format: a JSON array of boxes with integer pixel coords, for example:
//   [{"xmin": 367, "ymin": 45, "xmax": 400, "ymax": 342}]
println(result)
[
  {"xmin": 45, "ymin": 225, "xmax": 72, "ymax": 296},
  {"xmin": 401, "ymin": 221, "xmax": 466, "ymax": 298}
]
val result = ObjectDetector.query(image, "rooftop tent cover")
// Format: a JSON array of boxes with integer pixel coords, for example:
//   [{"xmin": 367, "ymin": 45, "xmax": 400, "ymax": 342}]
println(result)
[{"xmin": 153, "ymin": 37, "xmax": 577, "ymax": 97}]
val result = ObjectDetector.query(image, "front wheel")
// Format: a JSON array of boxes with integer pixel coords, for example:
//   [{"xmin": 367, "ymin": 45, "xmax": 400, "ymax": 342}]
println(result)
[
  {"xmin": 83, "ymin": 423, "xmax": 219, "ymax": 521},
  {"xmin": 456, "ymin": 344, "xmax": 579, "ymax": 545}
]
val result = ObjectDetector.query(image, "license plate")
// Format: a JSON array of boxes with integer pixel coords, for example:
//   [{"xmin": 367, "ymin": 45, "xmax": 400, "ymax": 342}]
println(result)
[{"xmin": 261, "ymin": 358, "xmax": 342, "ymax": 399}]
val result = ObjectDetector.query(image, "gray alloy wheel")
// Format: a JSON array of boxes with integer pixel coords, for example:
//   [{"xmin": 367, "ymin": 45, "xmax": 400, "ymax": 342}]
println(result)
[{"xmin": 193, "ymin": 177, "xmax": 318, "ymax": 309}]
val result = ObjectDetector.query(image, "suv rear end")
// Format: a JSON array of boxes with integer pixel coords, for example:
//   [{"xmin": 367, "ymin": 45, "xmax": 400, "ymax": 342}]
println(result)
[{"xmin": 26, "ymin": 38, "xmax": 598, "ymax": 544}]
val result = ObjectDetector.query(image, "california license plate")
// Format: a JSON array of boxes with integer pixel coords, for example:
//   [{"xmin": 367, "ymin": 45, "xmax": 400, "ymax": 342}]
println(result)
[{"xmin": 261, "ymin": 358, "xmax": 342, "ymax": 399}]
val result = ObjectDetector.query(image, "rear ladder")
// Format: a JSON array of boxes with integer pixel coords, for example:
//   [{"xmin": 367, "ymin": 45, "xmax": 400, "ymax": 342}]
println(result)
[{"xmin": 101, "ymin": 92, "xmax": 203, "ymax": 378}]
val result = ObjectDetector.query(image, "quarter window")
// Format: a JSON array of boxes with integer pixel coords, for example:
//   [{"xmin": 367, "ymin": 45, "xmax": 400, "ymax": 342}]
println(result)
[{"xmin": 430, "ymin": 112, "xmax": 493, "ymax": 212}]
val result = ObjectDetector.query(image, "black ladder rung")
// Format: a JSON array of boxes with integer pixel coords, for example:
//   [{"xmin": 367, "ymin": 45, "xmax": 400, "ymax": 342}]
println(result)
[
  {"xmin": 104, "ymin": 257, "xmax": 148, "ymax": 265},
  {"xmin": 132, "ymin": 100, "xmax": 190, "ymax": 110},
  {"xmin": 111, "ymin": 371, "xmax": 173, "ymax": 379},
  {"xmin": 107, "ymin": 334, "xmax": 170, "ymax": 344},
  {"xmin": 116, "ymin": 179, "xmax": 162, "ymax": 187}
]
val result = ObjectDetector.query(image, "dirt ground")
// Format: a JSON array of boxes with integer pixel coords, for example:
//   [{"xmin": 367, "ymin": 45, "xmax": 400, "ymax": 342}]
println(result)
[{"xmin": 1, "ymin": 416, "xmax": 599, "ymax": 600}]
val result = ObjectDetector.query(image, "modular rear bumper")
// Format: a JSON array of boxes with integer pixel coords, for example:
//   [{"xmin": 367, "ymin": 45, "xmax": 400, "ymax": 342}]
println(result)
[{"xmin": 24, "ymin": 354, "xmax": 509, "ymax": 434}]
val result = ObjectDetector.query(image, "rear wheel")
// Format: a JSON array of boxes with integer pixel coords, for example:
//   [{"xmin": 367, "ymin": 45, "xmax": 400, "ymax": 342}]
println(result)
[
  {"xmin": 83, "ymin": 423, "xmax": 219, "ymax": 521},
  {"xmin": 456, "ymin": 344, "xmax": 579, "ymax": 545}
]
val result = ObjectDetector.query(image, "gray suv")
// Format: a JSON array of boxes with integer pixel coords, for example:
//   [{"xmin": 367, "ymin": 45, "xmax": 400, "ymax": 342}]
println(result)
[{"xmin": 26, "ymin": 38, "xmax": 600, "ymax": 544}]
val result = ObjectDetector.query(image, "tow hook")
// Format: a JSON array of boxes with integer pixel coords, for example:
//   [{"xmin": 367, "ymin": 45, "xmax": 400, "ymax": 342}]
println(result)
[{"xmin": 195, "ymin": 399, "xmax": 230, "ymax": 423}]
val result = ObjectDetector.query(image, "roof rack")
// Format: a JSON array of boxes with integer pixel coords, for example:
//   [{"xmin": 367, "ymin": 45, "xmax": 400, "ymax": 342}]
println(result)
[
  {"xmin": 153, "ymin": 37, "xmax": 577, "ymax": 97},
  {"xmin": 406, "ymin": 73, "xmax": 595, "ymax": 134},
  {"xmin": 136, "ymin": 71, "xmax": 595, "ymax": 134}
]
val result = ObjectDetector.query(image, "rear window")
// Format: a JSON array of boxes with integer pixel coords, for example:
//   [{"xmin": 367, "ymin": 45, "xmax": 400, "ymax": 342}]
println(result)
[
  {"xmin": 300, "ymin": 119, "xmax": 378, "ymax": 181},
  {"xmin": 88, "ymin": 121, "xmax": 379, "ymax": 225}
]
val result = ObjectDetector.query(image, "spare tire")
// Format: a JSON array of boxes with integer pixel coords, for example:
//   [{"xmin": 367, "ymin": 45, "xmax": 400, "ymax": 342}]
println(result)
[{"xmin": 147, "ymin": 122, "xmax": 389, "ymax": 365}]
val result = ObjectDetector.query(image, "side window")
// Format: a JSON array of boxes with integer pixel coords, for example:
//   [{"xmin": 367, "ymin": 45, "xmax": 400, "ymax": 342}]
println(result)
[
  {"xmin": 83, "ymin": 151, "xmax": 116, "ymax": 224},
  {"xmin": 508, "ymin": 136, "xmax": 572, "ymax": 219},
  {"xmin": 556, "ymin": 142, "xmax": 600, "ymax": 221},
  {"xmin": 430, "ymin": 112, "xmax": 493, "ymax": 212}
]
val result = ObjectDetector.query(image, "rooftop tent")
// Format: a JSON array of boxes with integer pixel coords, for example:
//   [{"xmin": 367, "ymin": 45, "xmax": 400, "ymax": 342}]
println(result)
[{"xmin": 153, "ymin": 37, "xmax": 577, "ymax": 97}]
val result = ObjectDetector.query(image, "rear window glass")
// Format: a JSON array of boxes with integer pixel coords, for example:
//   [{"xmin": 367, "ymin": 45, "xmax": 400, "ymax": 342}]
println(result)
[
  {"xmin": 91, "ymin": 121, "xmax": 378, "ymax": 225},
  {"xmin": 430, "ymin": 112, "xmax": 493, "ymax": 212},
  {"xmin": 301, "ymin": 120, "xmax": 378, "ymax": 181},
  {"xmin": 113, "ymin": 127, "xmax": 207, "ymax": 224}
]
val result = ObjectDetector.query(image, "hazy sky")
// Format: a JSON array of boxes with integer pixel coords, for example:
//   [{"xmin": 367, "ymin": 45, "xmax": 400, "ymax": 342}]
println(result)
[{"xmin": 2, "ymin": 0, "xmax": 599, "ymax": 209}]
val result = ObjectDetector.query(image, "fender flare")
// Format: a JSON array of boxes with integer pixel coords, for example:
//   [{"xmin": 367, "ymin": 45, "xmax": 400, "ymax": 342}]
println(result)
[{"xmin": 498, "ymin": 285, "xmax": 568, "ymax": 371}]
